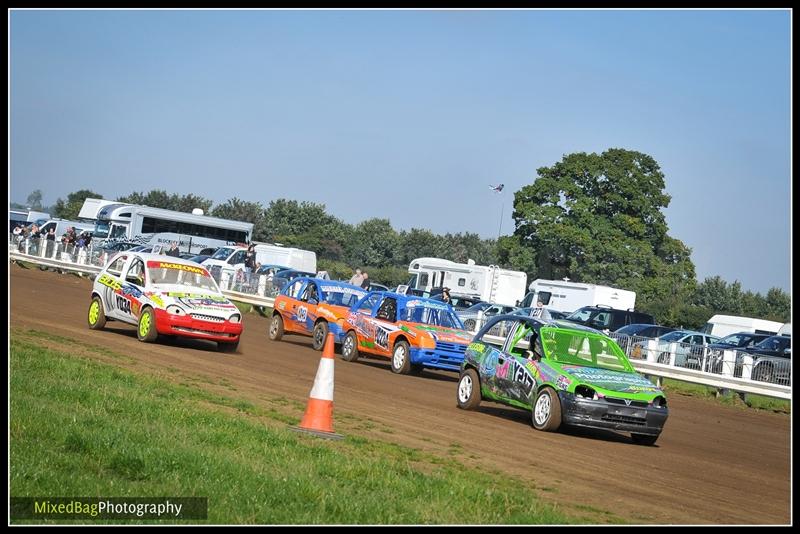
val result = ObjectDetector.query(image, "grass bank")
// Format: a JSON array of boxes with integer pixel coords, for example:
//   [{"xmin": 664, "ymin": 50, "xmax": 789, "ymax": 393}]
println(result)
[{"xmin": 10, "ymin": 330, "xmax": 579, "ymax": 525}]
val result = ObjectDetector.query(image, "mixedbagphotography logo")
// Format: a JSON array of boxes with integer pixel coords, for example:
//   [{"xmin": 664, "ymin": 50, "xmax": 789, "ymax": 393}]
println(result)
[{"xmin": 11, "ymin": 497, "xmax": 208, "ymax": 520}]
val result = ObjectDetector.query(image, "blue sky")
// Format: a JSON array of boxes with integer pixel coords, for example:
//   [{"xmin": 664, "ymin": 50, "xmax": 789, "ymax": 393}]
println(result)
[{"xmin": 9, "ymin": 9, "xmax": 791, "ymax": 294}]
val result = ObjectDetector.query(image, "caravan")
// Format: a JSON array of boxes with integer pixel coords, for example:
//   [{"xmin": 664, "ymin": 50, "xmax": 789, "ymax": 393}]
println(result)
[
  {"xmin": 518, "ymin": 279, "xmax": 637, "ymax": 314},
  {"xmin": 407, "ymin": 257, "xmax": 527, "ymax": 306},
  {"xmin": 700, "ymin": 315, "xmax": 784, "ymax": 338}
]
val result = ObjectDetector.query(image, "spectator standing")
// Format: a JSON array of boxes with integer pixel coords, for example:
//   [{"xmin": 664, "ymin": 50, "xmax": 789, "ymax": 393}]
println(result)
[
  {"xmin": 165, "ymin": 241, "xmax": 180, "ymax": 257},
  {"xmin": 45, "ymin": 227, "xmax": 56, "ymax": 257},
  {"xmin": 360, "ymin": 271, "xmax": 371, "ymax": 290},
  {"xmin": 441, "ymin": 287, "xmax": 452, "ymax": 305},
  {"xmin": 348, "ymin": 268, "xmax": 364, "ymax": 287}
]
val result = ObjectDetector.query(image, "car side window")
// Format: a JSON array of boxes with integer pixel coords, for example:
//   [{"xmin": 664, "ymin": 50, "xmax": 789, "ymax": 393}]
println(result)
[
  {"xmin": 301, "ymin": 282, "xmax": 319, "ymax": 304},
  {"xmin": 286, "ymin": 280, "xmax": 304, "ymax": 298},
  {"xmin": 477, "ymin": 318, "xmax": 519, "ymax": 351},
  {"xmin": 106, "ymin": 256, "xmax": 127, "ymax": 277},
  {"xmin": 375, "ymin": 297, "xmax": 397, "ymax": 322},
  {"xmin": 126, "ymin": 258, "xmax": 146, "ymax": 286}
]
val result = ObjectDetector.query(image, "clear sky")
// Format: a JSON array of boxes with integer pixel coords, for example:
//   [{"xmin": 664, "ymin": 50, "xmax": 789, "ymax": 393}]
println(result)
[{"xmin": 9, "ymin": 9, "xmax": 791, "ymax": 294}]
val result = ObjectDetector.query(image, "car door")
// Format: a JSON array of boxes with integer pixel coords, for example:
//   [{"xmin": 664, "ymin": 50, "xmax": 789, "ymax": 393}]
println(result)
[
  {"xmin": 118, "ymin": 256, "xmax": 147, "ymax": 322},
  {"xmin": 348, "ymin": 292, "xmax": 383, "ymax": 352},
  {"xmin": 496, "ymin": 321, "xmax": 538, "ymax": 405},
  {"xmin": 98, "ymin": 255, "xmax": 130, "ymax": 322},
  {"xmin": 370, "ymin": 295, "xmax": 399, "ymax": 357},
  {"xmin": 282, "ymin": 279, "xmax": 308, "ymax": 333},
  {"xmin": 473, "ymin": 318, "xmax": 519, "ymax": 401},
  {"xmin": 295, "ymin": 280, "xmax": 322, "ymax": 333}
]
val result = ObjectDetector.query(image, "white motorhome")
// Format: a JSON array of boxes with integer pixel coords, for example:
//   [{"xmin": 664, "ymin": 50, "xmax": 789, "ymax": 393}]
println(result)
[
  {"xmin": 85, "ymin": 200, "xmax": 253, "ymax": 254},
  {"xmin": 700, "ymin": 314, "xmax": 784, "ymax": 338},
  {"xmin": 407, "ymin": 257, "xmax": 527, "ymax": 306},
  {"xmin": 518, "ymin": 279, "xmax": 637, "ymax": 314},
  {"xmin": 204, "ymin": 243, "xmax": 317, "ymax": 274}
]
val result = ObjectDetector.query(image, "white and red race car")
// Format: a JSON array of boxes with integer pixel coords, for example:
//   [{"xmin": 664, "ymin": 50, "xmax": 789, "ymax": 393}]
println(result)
[{"xmin": 87, "ymin": 252, "xmax": 243, "ymax": 352}]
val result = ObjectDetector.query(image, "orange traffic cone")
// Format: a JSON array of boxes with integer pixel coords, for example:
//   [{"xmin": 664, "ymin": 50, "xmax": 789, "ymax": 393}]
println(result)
[{"xmin": 292, "ymin": 332, "xmax": 343, "ymax": 440}]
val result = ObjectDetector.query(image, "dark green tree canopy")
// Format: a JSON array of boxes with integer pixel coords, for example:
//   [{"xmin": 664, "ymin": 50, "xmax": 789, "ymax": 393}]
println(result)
[
  {"xmin": 52, "ymin": 189, "xmax": 104, "ymax": 220},
  {"xmin": 512, "ymin": 149, "xmax": 695, "ymax": 308}
]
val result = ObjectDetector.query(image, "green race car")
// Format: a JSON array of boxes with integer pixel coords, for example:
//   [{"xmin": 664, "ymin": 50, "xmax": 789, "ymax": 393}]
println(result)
[{"xmin": 457, "ymin": 315, "xmax": 669, "ymax": 445}]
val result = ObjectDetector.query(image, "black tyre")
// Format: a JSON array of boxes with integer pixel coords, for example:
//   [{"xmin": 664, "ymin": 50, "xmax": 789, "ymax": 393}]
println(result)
[
  {"xmin": 218, "ymin": 338, "xmax": 240, "ymax": 353},
  {"xmin": 340, "ymin": 331, "xmax": 360, "ymax": 362},
  {"xmin": 464, "ymin": 319, "xmax": 476, "ymax": 331},
  {"xmin": 88, "ymin": 296, "xmax": 106, "ymax": 330},
  {"xmin": 269, "ymin": 314, "xmax": 284, "ymax": 341},
  {"xmin": 631, "ymin": 433, "xmax": 659, "ymax": 446},
  {"xmin": 456, "ymin": 368, "xmax": 482, "ymax": 410},
  {"xmin": 391, "ymin": 340, "xmax": 412, "ymax": 374},
  {"xmin": 137, "ymin": 307, "xmax": 159, "ymax": 343},
  {"xmin": 311, "ymin": 321, "xmax": 329, "ymax": 351},
  {"xmin": 531, "ymin": 387, "xmax": 562, "ymax": 432}
]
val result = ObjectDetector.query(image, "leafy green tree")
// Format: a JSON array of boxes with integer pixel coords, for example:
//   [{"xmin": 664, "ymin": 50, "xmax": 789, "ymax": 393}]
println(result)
[
  {"xmin": 52, "ymin": 190, "xmax": 104, "ymax": 220},
  {"xmin": 396, "ymin": 228, "xmax": 443, "ymax": 265},
  {"xmin": 345, "ymin": 218, "xmax": 399, "ymax": 268},
  {"xmin": 116, "ymin": 190, "xmax": 212, "ymax": 213},
  {"xmin": 211, "ymin": 198, "xmax": 267, "ymax": 240},
  {"xmin": 26, "ymin": 189, "xmax": 43, "ymax": 210},
  {"xmin": 511, "ymin": 149, "xmax": 696, "ymax": 316}
]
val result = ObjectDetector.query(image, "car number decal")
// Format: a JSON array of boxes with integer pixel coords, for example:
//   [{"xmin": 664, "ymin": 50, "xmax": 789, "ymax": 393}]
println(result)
[{"xmin": 297, "ymin": 306, "xmax": 308, "ymax": 322}]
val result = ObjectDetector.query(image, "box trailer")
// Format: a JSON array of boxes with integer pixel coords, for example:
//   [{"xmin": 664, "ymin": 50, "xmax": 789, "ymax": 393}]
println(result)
[
  {"xmin": 518, "ymin": 279, "xmax": 637, "ymax": 314},
  {"xmin": 700, "ymin": 315, "xmax": 784, "ymax": 338}
]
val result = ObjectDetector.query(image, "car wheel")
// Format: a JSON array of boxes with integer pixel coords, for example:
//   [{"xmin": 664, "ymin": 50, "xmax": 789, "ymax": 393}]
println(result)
[
  {"xmin": 531, "ymin": 387, "xmax": 562, "ymax": 432},
  {"xmin": 137, "ymin": 307, "xmax": 158, "ymax": 343},
  {"xmin": 218, "ymin": 339, "xmax": 240, "ymax": 353},
  {"xmin": 269, "ymin": 314, "xmax": 284, "ymax": 341},
  {"xmin": 391, "ymin": 340, "xmax": 412, "ymax": 374},
  {"xmin": 340, "ymin": 331, "xmax": 360, "ymax": 362},
  {"xmin": 456, "ymin": 368, "xmax": 481, "ymax": 410},
  {"xmin": 88, "ymin": 296, "xmax": 106, "ymax": 330},
  {"xmin": 464, "ymin": 319, "xmax": 476, "ymax": 331},
  {"xmin": 311, "ymin": 321, "xmax": 329, "ymax": 351},
  {"xmin": 631, "ymin": 433, "xmax": 659, "ymax": 446}
]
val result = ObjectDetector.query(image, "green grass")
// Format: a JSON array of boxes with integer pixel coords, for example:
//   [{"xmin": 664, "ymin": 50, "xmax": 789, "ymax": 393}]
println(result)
[
  {"xmin": 657, "ymin": 378, "xmax": 790, "ymax": 414},
  {"xmin": 10, "ymin": 331, "xmax": 578, "ymax": 525}
]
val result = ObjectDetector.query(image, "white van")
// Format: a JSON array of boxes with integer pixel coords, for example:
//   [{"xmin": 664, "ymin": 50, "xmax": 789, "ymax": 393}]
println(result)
[
  {"xmin": 37, "ymin": 219, "xmax": 95, "ymax": 237},
  {"xmin": 700, "ymin": 314, "xmax": 783, "ymax": 338},
  {"xmin": 518, "ymin": 279, "xmax": 636, "ymax": 314}
]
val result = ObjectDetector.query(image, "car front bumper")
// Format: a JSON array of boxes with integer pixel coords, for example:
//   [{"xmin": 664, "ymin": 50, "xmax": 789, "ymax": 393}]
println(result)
[
  {"xmin": 558, "ymin": 392, "xmax": 669, "ymax": 436},
  {"xmin": 154, "ymin": 309, "xmax": 243, "ymax": 342}
]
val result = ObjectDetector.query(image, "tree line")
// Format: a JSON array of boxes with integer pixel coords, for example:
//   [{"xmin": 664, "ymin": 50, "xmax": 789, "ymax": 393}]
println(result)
[{"xmin": 24, "ymin": 148, "xmax": 790, "ymax": 329}]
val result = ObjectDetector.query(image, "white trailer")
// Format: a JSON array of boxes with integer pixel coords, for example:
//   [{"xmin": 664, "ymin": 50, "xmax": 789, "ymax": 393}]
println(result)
[
  {"xmin": 204, "ymin": 243, "xmax": 317, "ymax": 274},
  {"xmin": 518, "ymin": 279, "xmax": 637, "ymax": 314},
  {"xmin": 700, "ymin": 314, "xmax": 784, "ymax": 338},
  {"xmin": 407, "ymin": 257, "xmax": 527, "ymax": 306}
]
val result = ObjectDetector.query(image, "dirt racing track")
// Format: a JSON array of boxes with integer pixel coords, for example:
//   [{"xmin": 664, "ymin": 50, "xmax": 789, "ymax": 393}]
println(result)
[{"xmin": 9, "ymin": 264, "xmax": 791, "ymax": 525}]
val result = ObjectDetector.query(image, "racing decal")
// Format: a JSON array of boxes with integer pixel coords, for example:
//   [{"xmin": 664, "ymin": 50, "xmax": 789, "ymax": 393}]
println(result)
[
  {"xmin": 167, "ymin": 292, "xmax": 227, "ymax": 301},
  {"xmin": 496, "ymin": 358, "xmax": 511, "ymax": 379},
  {"xmin": 316, "ymin": 306, "xmax": 338, "ymax": 321},
  {"xmin": 278, "ymin": 301, "xmax": 286, "ymax": 310},
  {"xmin": 556, "ymin": 375, "xmax": 571, "ymax": 391},
  {"xmin": 98, "ymin": 273, "xmax": 122, "ymax": 292},
  {"xmin": 512, "ymin": 361, "xmax": 535, "ymax": 392},
  {"xmin": 468, "ymin": 341, "xmax": 486, "ymax": 355},
  {"xmin": 146, "ymin": 261, "xmax": 209, "ymax": 276},
  {"xmin": 147, "ymin": 293, "xmax": 165, "ymax": 308},
  {"xmin": 375, "ymin": 325, "xmax": 390, "ymax": 350},
  {"xmin": 479, "ymin": 348, "xmax": 500, "ymax": 377},
  {"xmin": 120, "ymin": 284, "xmax": 143, "ymax": 298},
  {"xmin": 398, "ymin": 325, "xmax": 418, "ymax": 338},
  {"xmin": 405, "ymin": 299, "xmax": 450, "ymax": 311},
  {"xmin": 297, "ymin": 306, "xmax": 308, "ymax": 322},
  {"xmin": 178, "ymin": 297, "xmax": 235, "ymax": 310},
  {"xmin": 560, "ymin": 366, "xmax": 661, "ymax": 392},
  {"xmin": 115, "ymin": 294, "xmax": 132, "ymax": 314},
  {"xmin": 320, "ymin": 285, "xmax": 367, "ymax": 298}
]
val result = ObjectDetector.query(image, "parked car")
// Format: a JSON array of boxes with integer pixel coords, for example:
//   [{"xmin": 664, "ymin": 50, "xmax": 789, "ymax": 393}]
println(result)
[
  {"xmin": 269, "ymin": 277, "xmax": 368, "ymax": 350},
  {"xmin": 612, "ymin": 323, "xmax": 677, "ymax": 358},
  {"xmin": 458, "ymin": 302, "xmax": 518, "ymax": 331},
  {"xmin": 429, "ymin": 291, "xmax": 487, "ymax": 311},
  {"xmin": 457, "ymin": 315, "xmax": 669, "ymax": 445},
  {"xmin": 367, "ymin": 282, "xmax": 390, "ymax": 292},
  {"xmin": 270, "ymin": 268, "xmax": 317, "ymax": 293},
  {"xmin": 563, "ymin": 306, "xmax": 656, "ymax": 333},
  {"xmin": 340, "ymin": 291, "xmax": 472, "ymax": 374},
  {"xmin": 704, "ymin": 332, "xmax": 772, "ymax": 373},
  {"xmin": 87, "ymin": 252, "xmax": 243, "ymax": 351},
  {"xmin": 182, "ymin": 254, "xmax": 212, "ymax": 264},
  {"xmin": 654, "ymin": 330, "xmax": 722, "ymax": 368},
  {"xmin": 740, "ymin": 335, "xmax": 791, "ymax": 384}
]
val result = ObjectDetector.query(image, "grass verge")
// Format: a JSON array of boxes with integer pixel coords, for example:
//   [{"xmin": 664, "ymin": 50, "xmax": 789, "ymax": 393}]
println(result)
[
  {"xmin": 10, "ymin": 331, "xmax": 579, "ymax": 525},
  {"xmin": 658, "ymin": 378, "xmax": 790, "ymax": 414}
]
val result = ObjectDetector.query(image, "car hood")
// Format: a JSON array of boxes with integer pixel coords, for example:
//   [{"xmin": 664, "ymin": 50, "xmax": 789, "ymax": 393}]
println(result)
[
  {"xmin": 146, "ymin": 290, "xmax": 238, "ymax": 314},
  {"xmin": 554, "ymin": 363, "xmax": 664, "ymax": 396}
]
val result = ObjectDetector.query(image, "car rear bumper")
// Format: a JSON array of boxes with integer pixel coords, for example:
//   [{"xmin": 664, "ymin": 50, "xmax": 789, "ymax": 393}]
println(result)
[
  {"xmin": 154, "ymin": 309, "xmax": 242, "ymax": 342},
  {"xmin": 558, "ymin": 392, "xmax": 669, "ymax": 436}
]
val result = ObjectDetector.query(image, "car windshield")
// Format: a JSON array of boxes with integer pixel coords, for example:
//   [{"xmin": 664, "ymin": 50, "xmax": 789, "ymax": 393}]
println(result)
[
  {"xmin": 319, "ymin": 284, "xmax": 367, "ymax": 307},
  {"xmin": 400, "ymin": 300, "xmax": 464, "ymax": 328},
  {"xmin": 566, "ymin": 308, "xmax": 594, "ymax": 322},
  {"xmin": 210, "ymin": 247, "xmax": 235, "ymax": 260},
  {"xmin": 660, "ymin": 331, "xmax": 688, "ymax": 342},
  {"xmin": 540, "ymin": 327, "xmax": 633, "ymax": 372},
  {"xmin": 753, "ymin": 336, "xmax": 790, "ymax": 352},
  {"xmin": 464, "ymin": 302, "xmax": 492, "ymax": 313},
  {"xmin": 146, "ymin": 260, "xmax": 219, "ymax": 292}
]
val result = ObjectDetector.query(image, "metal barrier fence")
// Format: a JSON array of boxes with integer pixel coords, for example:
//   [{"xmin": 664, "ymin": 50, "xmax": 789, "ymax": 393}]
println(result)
[{"xmin": 459, "ymin": 311, "xmax": 790, "ymax": 400}]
